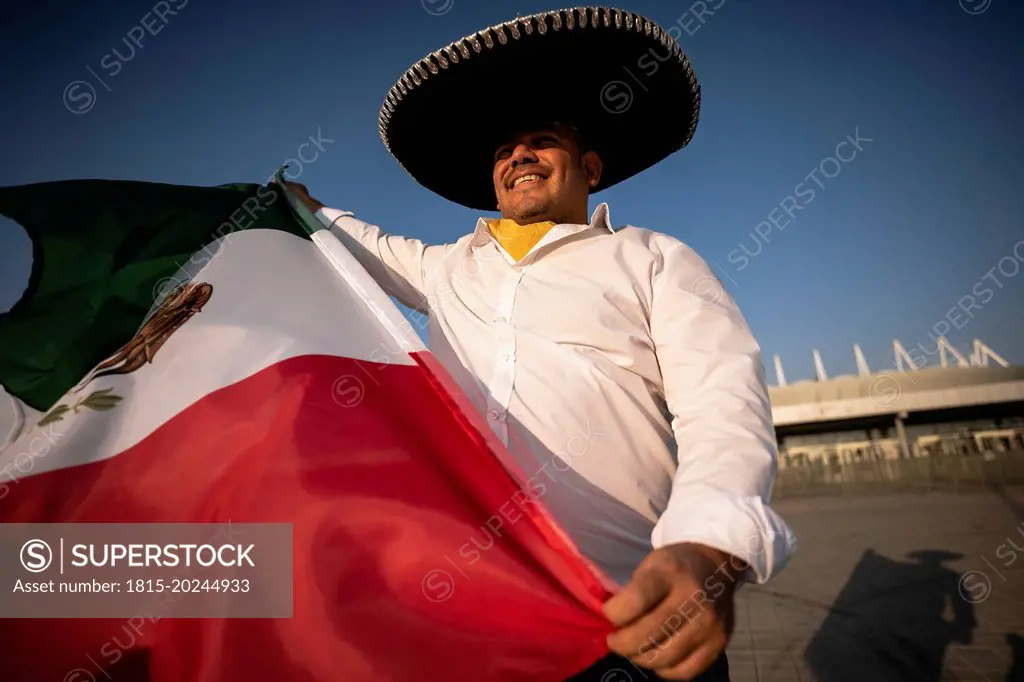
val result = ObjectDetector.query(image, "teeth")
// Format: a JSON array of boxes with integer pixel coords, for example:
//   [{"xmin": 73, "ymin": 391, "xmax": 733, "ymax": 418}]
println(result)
[{"xmin": 513, "ymin": 174, "xmax": 542, "ymax": 187}]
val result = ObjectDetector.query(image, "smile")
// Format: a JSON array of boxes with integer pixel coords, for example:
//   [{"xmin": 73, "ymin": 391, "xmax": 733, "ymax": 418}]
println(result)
[{"xmin": 511, "ymin": 174, "xmax": 545, "ymax": 189}]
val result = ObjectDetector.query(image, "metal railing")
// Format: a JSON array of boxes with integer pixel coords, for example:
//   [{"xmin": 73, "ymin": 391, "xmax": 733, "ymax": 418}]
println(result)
[{"xmin": 772, "ymin": 450, "xmax": 1024, "ymax": 498}]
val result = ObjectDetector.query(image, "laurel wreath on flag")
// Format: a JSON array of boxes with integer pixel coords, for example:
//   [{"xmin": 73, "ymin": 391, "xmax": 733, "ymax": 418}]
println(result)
[{"xmin": 37, "ymin": 388, "xmax": 124, "ymax": 426}]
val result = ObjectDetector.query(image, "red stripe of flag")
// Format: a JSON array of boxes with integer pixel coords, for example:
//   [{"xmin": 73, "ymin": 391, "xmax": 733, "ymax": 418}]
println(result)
[{"xmin": 0, "ymin": 352, "xmax": 613, "ymax": 682}]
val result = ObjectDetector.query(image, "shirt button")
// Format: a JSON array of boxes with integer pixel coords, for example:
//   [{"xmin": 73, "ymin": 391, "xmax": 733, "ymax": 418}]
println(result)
[
  {"xmin": 503, "ymin": 353, "xmax": 514, "ymax": 363},
  {"xmin": 487, "ymin": 410, "xmax": 500, "ymax": 421}
]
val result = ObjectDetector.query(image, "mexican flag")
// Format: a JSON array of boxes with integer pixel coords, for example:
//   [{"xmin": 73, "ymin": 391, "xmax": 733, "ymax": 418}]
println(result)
[{"xmin": 0, "ymin": 174, "xmax": 614, "ymax": 681}]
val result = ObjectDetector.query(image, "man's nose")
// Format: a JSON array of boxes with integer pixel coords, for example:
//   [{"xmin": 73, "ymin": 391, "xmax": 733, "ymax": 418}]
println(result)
[{"xmin": 509, "ymin": 144, "xmax": 538, "ymax": 167}]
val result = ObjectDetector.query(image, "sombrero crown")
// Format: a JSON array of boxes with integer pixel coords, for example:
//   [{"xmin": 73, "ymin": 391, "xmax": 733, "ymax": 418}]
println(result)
[{"xmin": 378, "ymin": 7, "xmax": 701, "ymax": 210}]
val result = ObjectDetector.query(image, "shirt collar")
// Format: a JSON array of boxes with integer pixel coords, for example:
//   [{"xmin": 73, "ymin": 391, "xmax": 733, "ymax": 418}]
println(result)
[{"xmin": 470, "ymin": 202, "xmax": 615, "ymax": 247}]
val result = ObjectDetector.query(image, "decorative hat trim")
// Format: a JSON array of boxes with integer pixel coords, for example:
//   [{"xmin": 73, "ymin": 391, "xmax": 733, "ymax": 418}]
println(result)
[{"xmin": 377, "ymin": 7, "xmax": 700, "ymax": 164}]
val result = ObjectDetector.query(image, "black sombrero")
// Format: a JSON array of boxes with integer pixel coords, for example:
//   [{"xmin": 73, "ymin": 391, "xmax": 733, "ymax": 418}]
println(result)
[{"xmin": 378, "ymin": 7, "xmax": 701, "ymax": 211}]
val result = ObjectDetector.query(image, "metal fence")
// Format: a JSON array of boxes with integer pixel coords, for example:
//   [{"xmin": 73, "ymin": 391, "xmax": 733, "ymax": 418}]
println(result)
[{"xmin": 773, "ymin": 450, "xmax": 1024, "ymax": 498}]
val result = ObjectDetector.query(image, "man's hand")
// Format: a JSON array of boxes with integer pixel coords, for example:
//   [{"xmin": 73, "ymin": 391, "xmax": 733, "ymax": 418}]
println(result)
[
  {"xmin": 603, "ymin": 542, "xmax": 746, "ymax": 680},
  {"xmin": 280, "ymin": 181, "xmax": 325, "ymax": 214}
]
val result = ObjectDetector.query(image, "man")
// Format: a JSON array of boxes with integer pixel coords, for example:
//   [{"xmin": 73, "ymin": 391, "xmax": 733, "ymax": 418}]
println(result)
[{"xmin": 290, "ymin": 8, "xmax": 795, "ymax": 680}]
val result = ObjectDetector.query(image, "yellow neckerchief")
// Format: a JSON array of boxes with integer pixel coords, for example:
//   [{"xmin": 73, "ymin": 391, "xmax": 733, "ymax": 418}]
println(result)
[{"xmin": 486, "ymin": 218, "xmax": 556, "ymax": 262}]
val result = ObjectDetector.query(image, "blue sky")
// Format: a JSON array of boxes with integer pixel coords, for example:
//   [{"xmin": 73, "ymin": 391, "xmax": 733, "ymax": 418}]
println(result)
[{"xmin": 1, "ymin": 0, "xmax": 1021, "ymax": 383}]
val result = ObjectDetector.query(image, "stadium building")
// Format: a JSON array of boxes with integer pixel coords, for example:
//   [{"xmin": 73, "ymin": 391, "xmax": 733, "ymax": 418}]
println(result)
[{"xmin": 768, "ymin": 338, "xmax": 1024, "ymax": 469}]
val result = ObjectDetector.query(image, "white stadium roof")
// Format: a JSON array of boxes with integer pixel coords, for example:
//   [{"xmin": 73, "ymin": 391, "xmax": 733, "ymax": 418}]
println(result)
[{"xmin": 768, "ymin": 339, "xmax": 1024, "ymax": 427}]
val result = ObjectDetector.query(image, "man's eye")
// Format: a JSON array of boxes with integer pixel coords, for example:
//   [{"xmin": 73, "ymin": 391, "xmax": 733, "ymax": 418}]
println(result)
[{"xmin": 495, "ymin": 150, "xmax": 511, "ymax": 161}]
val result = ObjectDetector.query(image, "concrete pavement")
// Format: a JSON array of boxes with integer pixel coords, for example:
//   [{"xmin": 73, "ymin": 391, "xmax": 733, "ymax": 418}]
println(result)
[{"xmin": 725, "ymin": 489, "xmax": 1024, "ymax": 682}]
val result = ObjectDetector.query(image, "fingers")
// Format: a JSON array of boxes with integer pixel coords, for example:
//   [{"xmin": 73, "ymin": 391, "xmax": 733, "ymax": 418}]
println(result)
[
  {"xmin": 603, "ymin": 546, "xmax": 735, "ymax": 680},
  {"xmin": 627, "ymin": 611, "xmax": 726, "ymax": 680},
  {"xmin": 272, "ymin": 178, "xmax": 302, "ymax": 193},
  {"xmin": 603, "ymin": 566, "xmax": 672, "ymax": 628},
  {"xmin": 655, "ymin": 641, "xmax": 726, "ymax": 681},
  {"xmin": 607, "ymin": 591, "xmax": 701, "ymax": 655},
  {"xmin": 275, "ymin": 181, "xmax": 325, "ymax": 212}
]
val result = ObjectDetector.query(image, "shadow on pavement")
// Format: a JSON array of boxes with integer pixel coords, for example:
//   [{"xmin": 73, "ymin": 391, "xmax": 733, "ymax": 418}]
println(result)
[
  {"xmin": 805, "ymin": 548, "xmax": 975, "ymax": 682},
  {"xmin": 1006, "ymin": 633, "xmax": 1024, "ymax": 682}
]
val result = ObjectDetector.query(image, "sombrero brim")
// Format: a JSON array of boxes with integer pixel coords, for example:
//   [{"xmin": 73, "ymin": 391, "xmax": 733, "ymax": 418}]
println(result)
[{"xmin": 378, "ymin": 7, "xmax": 700, "ymax": 211}]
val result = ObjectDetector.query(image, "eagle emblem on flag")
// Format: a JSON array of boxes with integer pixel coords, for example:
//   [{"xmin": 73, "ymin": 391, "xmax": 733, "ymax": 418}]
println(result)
[{"xmin": 37, "ymin": 281, "xmax": 214, "ymax": 425}]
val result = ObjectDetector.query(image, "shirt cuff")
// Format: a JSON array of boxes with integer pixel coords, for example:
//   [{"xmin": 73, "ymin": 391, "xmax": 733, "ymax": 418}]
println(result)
[{"xmin": 650, "ymin": 484, "xmax": 797, "ymax": 584}]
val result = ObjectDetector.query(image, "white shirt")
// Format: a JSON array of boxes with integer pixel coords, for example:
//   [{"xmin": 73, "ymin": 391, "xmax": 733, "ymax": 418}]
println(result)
[{"xmin": 317, "ymin": 202, "xmax": 796, "ymax": 586}]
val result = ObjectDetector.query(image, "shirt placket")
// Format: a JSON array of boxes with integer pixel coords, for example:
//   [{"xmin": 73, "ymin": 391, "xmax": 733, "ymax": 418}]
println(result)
[{"xmin": 484, "ymin": 265, "xmax": 526, "ymax": 445}]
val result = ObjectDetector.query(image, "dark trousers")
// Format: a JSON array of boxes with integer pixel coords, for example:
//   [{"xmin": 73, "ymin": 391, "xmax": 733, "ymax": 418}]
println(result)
[{"xmin": 566, "ymin": 652, "xmax": 729, "ymax": 681}]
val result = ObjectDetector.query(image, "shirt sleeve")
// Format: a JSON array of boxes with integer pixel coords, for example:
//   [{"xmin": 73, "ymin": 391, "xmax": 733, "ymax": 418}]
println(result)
[
  {"xmin": 315, "ymin": 207, "xmax": 453, "ymax": 312},
  {"xmin": 648, "ymin": 240, "xmax": 796, "ymax": 584}
]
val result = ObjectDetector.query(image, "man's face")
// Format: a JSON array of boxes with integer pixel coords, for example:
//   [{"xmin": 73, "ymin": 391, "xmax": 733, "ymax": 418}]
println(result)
[{"xmin": 491, "ymin": 125, "xmax": 601, "ymax": 224}]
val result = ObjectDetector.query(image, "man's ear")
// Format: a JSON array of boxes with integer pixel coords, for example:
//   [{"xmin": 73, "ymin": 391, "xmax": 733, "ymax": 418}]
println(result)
[{"xmin": 581, "ymin": 150, "xmax": 603, "ymax": 188}]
